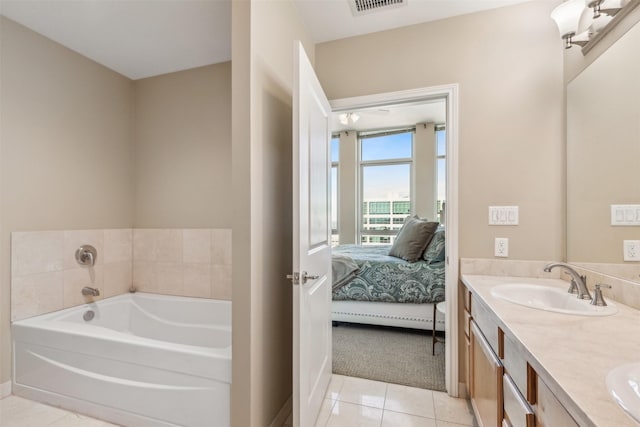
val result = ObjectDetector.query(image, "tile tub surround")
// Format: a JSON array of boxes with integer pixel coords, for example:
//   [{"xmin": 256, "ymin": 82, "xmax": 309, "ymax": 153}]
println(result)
[
  {"xmin": 11, "ymin": 229, "xmax": 133, "ymax": 322},
  {"xmin": 132, "ymin": 228, "xmax": 232, "ymax": 300},
  {"xmin": 11, "ymin": 228, "xmax": 232, "ymax": 322},
  {"xmin": 462, "ymin": 274, "xmax": 640, "ymax": 427}
]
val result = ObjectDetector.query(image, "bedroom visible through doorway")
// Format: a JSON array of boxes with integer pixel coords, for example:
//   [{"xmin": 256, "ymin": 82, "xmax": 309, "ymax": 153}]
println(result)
[{"xmin": 329, "ymin": 95, "xmax": 449, "ymax": 392}]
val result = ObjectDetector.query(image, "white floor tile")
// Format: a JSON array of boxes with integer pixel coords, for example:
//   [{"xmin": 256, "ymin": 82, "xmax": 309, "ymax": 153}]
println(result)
[
  {"xmin": 432, "ymin": 391, "xmax": 477, "ymax": 426},
  {"xmin": 0, "ymin": 396, "xmax": 68, "ymax": 427},
  {"xmin": 326, "ymin": 401, "xmax": 383, "ymax": 427},
  {"xmin": 336, "ymin": 376, "xmax": 387, "ymax": 409},
  {"xmin": 325, "ymin": 374, "xmax": 347, "ymax": 401},
  {"xmin": 47, "ymin": 413, "xmax": 112, "ymax": 427},
  {"xmin": 381, "ymin": 410, "xmax": 437, "ymax": 427},
  {"xmin": 0, "ymin": 396, "xmax": 116, "ymax": 427},
  {"xmin": 314, "ymin": 398, "xmax": 336, "ymax": 427},
  {"xmin": 384, "ymin": 383, "xmax": 435, "ymax": 418},
  {"xmin": 436, "ymin": 421, "xmax": 477, "ymax": 427}
]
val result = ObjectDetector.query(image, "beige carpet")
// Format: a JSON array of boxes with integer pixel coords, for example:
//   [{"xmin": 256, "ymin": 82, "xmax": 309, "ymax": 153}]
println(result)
[{"xmin": 332, "ymin": 323, "xmax": 446, "ymax": 391}]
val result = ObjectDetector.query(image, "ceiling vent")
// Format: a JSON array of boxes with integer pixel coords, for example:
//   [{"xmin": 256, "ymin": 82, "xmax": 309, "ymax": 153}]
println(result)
[{"xmin": 349, "ymin": 0, "xmax": 407, "ymax": 16}]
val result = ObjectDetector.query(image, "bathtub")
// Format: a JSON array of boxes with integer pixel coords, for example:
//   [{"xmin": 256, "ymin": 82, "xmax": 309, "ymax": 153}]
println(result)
[{"xmin": 12, "ymin": 292, "xmax": 231, "ymax": 427}]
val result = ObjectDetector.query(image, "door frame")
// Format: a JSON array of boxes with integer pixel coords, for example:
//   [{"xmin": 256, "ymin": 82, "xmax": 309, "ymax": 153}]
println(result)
[{"xmin": 330, "ymin": 83, "xmax": 460, "ymax": 396}]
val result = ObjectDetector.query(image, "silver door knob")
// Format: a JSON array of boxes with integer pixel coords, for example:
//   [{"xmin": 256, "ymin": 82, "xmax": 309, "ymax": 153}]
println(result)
[
  {"xmin": 301, "ymin": 272, "xmax": 319, "ymax": 283},
  {"xmin": 286, "ymin": 271, "xmax": 320, "ymax": 285}
]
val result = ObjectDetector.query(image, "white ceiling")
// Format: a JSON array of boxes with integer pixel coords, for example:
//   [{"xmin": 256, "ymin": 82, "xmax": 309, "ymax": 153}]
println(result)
[
  {"xmin": 331, "ymin": 99, "xmax": 446, "ymax": 133},
  {"xmin": 0, "ymin": 0, "xmax": 530, "ymax": 80},
  {"xmin": 0, "ymin": 0, "xmax": 231, "ymax": 80},
  {"xmin": 294, "ymin": 0, "xmax": 531, "ymax": 43}
]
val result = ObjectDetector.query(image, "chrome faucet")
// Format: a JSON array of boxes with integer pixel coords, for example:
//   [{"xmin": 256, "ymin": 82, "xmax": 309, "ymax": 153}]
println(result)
[
  {"xmin": 81, "ymin": 286, "xmax": 100, "ymax": 297},
  {"xmin": 543, "ymin": 262, "xmax": 591, "ymax": 300}
]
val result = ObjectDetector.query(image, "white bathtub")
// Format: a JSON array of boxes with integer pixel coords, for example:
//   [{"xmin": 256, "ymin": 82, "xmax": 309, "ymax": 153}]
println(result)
[{"xmin": 12, "ymin": 293, "xmax": 231, "ymax": 427}]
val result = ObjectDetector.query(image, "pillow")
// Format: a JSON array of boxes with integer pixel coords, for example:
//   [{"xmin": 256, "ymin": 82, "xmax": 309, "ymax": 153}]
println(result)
[
  {"xmin": 388, "ymin": 216, "xmax": 439, "ymax": 262},
  {"xmin": 423, "ymin": 228, "xmax": 445, "ymax": 264}
]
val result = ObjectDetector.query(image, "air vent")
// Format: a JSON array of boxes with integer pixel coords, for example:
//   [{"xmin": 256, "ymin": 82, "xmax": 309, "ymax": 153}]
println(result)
[{"xmin": 350, "ymin": 0, "xmax": 407, "ymax": 16}]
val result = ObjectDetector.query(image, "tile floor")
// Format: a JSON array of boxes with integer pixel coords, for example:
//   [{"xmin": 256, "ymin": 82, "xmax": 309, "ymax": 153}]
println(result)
[
  {"xmin": 0, "ymin": 395, "xmax": 118, "ymax": 427},
  {"xmin": 0, "ymin": 375, "xmax": 476, "ymax": 427},
  {"xmin": 284, "ymin": 374, "xmax": 477, "ymax": 427}
]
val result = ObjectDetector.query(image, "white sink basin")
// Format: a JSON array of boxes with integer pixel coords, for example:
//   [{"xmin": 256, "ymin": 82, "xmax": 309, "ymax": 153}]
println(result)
[
  {"xmin": 490, "ymin": 283, "xmax": 618, "ymax": 316},
  {"xmin": 607, "ymin": 363, "xmax": 640, "ymax": 424}
]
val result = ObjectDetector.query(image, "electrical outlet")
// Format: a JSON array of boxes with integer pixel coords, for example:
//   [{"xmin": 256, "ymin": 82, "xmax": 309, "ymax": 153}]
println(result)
[
  {"xmin": 495, "ymin": 238, "xmax": 509, "ymax": 257},
  {"xmin": 623, "ymin": 240, "xmax": 640, "ymax": 261}
]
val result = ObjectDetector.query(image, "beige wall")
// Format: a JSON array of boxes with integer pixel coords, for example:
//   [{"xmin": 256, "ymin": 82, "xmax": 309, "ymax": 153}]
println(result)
[
  {"xmin": 231, "ymin": 0, "xmax": 315, "ymax": 425},
  {"xmin": 0, "ymin": 17, "xmax": 135, "ymax": 384},
  {"xmin": 316, "ymin": 1, "xmax": 565, "ymax": 262},
  {"xmin": 134, "ymin": 63, "xmax": 232, "ymax": 228}
]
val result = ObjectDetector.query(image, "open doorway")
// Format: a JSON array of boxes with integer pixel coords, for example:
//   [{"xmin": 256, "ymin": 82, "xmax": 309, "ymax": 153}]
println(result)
[{"xmin": 328, "ymin": 85, "xmax": 459, "ymax": 396}]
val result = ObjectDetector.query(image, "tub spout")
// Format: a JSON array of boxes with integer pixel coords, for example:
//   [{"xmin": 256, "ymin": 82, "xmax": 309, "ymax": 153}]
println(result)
[{"xmin": 81, "ymin": 286, "xmax": 100, "ymax": 297}]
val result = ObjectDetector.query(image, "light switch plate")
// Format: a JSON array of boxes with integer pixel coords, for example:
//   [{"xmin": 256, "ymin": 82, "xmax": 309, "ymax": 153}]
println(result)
[
  {"xmin": 489, "ymin": 206, "xmax": 519, "ymax": 225},
  {"xmin": 495, "ymin": 238, "xmax": 509, "ymax": 257},
  {"xmin": 611, "ymin": 205, "xmax": 640, "ymax": 226},
  {"xmin": 623, "ymin": 240, "xmax": 640, "ymax": 261}
]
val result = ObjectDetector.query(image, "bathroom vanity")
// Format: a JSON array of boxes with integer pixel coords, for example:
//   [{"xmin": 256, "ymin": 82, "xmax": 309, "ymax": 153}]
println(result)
[{"xmin": 461, "ymin": 274, "xmax": 640, "ymax": 427}]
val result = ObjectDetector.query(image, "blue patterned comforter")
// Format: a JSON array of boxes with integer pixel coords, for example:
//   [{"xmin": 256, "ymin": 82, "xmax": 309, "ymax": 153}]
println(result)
[{"xmin": 331, "ymin": 245, "xmax": 445, "ymax": 304}]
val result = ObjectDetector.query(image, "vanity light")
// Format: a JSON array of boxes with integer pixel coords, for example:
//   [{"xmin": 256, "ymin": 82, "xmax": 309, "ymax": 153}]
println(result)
[
  {"xmin": 551, "ymin": 0, "xmax": 585, "ymax": 48},
  {"xmin": 550, "ymin": 0, "xmax": 629, "ymax": 49}
]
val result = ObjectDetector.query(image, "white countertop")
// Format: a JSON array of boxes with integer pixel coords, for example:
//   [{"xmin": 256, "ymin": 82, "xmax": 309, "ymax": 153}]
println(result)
[{"xmin": 461, "ymin": 274, "xmax": 640, "ymax": 427}]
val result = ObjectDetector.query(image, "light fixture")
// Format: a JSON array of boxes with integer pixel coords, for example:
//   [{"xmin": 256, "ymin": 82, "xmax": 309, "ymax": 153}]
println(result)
[
  {"xmin": 551, "ymin": 0, "xmax": 586, "ymax": 48},
  {"xmin": 550, "ymin": 0, "xmax": 628, "ymax": 49},
  {"xmin": 339, "ymin": 112, "xmax": 360, "ymax": 125}
]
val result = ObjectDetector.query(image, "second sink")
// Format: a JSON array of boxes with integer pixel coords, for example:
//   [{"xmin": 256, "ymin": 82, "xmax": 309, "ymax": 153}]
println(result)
[
  {"xmin": 490, "ymin": 283, "xmax": 618, "ymax": 316},
  {"xmin": 607, "ymin": 362, "xmax": 640, "ymax": 425}
]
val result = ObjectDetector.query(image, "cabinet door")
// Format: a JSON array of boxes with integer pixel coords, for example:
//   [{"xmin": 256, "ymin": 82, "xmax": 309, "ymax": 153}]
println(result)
[
  {"xmin": 470, "ymin": 320, "xmax": 504, "ymax": 427},
  {"xmin": 535, "ymin": 377, "xmax": 579, "ymax": 427}
]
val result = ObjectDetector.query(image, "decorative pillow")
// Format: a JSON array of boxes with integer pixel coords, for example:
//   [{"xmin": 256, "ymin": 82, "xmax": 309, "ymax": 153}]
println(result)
[
  {"xmin": 388, "ymin": 216, "xmax": 439, "ymax": 262},
  {"xmin": 423, "ymin": 228, "xmax": 445, "ymax": 264}
]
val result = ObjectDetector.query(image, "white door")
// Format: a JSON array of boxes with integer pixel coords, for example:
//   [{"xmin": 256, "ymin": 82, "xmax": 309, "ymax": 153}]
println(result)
[{"xmin": 291, "ymin": 41, "xmax": 333, "ymax": 427}]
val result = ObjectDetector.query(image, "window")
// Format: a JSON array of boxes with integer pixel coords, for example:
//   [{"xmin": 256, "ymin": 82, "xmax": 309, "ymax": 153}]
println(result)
[
  {"xmin": 330, "ymin": 136, "xmax": 339, "ymax": 246},
  {"xmin": 359, "ymin": 130, "xmax": 413, "ymax": 245}
]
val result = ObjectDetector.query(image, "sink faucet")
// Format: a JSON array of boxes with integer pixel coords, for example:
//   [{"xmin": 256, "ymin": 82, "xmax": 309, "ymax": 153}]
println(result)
[
  {"xmin": 81, "ymin": 286, "xmax": 100, "ymax": 297},
  {"xmin": 543, "ymin": 262, "xmax": 591, "ymax": 300}
]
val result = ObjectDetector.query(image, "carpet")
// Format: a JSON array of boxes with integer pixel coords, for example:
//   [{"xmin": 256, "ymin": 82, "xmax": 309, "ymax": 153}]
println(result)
[{"xmin": 332, "ymin": 323, "xmax": 446, "ymax": 391}]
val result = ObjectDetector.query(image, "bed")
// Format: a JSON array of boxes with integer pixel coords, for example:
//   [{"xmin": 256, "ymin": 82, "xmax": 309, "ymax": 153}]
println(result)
[{"xmin": 331, "ymin": 225, "xmax": 446, "ymax": 331}]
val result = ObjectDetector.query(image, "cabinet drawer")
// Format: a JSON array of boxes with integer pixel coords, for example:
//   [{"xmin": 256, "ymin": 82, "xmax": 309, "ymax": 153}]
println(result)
[
  {"xmin": 502, "ymin": 332, "xmax": 528, "ymax": 397},
  {"xmin": 503, "ymin": 374, "xmax": 534, "ymax": 427},
  {"xmin": 471, "ymin": 297, "xmax": 500, "ymax": 355}
]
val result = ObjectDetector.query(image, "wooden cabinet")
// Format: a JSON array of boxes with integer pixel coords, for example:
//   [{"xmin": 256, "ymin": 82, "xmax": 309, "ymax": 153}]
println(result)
[
  {"xmin": 470, "ymin": 320, "xmax": 503, "ymax": 427},
  {"xmin": 534, "ymin": 376, "xmax": 579, "ymax": 427},
  {"xmin": 463, "ymin": 284, "xmax": 579, "ymax": 427}
]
